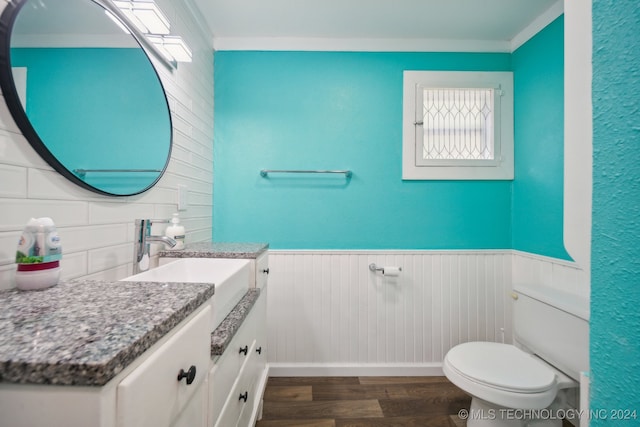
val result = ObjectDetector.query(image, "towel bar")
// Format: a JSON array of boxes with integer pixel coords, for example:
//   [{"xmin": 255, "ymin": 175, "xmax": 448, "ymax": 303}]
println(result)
[{"xmin": 260, "ymin": 169, "xmax": 352, "ymax": 178}]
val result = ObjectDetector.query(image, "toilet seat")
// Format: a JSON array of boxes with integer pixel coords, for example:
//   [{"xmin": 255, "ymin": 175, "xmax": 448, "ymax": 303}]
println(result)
[{"xmin": 443, "ymin": 342, "xmax": 559, "ymax": 409}]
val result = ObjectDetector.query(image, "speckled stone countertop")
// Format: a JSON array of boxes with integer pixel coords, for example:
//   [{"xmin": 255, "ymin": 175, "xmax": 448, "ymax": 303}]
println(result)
[
  {"xmin": 160, "ymin": 242, "xmax": 268, "ymax": 260},
  {"xmin": 0, "ymin": 280, "xmax": 215, "ymax": 386},
  {"xmin": 211, "ymin": 289, "xmax": 260, "ymax": 356}
]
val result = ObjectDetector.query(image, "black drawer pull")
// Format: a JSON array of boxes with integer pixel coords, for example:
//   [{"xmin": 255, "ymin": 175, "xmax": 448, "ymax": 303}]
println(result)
[
  {"xmin": 239, "ymin": 345, "xmax": 248, "ymax": 355},
  {"xmin": 262, "ymin": 268, "xmax": 270, "ymax": 275},
  {"xmin": 239, "ymin": 391, "xmax": 248, "ymax": 402},
  {"xmin": 256, "ymin": 346, "xmax": 262, "ymax": 355},
  {"xmin": 177, "ymin": 365, "xmax": 196, "ymax": 385}
]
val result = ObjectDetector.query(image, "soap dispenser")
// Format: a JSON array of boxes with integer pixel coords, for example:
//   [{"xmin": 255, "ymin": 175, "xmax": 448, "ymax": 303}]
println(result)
[{"xmin": 165, "ymin": 213, "xmax": 185, "ymax": 250}]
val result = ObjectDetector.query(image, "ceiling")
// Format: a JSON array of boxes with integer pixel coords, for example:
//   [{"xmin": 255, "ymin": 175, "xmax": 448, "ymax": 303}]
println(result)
[{"xmin": 191, "ymin": 0, "xmax": 562, "ymax": 51}]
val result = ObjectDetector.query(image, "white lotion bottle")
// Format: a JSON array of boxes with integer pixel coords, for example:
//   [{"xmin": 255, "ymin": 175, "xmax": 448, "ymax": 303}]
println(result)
[{"xmin": 165, "ymin": 213, "xmax": 185, "ymax": 250}]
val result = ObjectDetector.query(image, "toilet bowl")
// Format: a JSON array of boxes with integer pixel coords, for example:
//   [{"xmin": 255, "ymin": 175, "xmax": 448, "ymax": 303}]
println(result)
[{"xmin": 443, "ymin": 285, "xmax": 589, "ymax": 427}]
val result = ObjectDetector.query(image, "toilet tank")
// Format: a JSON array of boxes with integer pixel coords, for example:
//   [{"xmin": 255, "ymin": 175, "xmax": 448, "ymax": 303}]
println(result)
[{"xmin": 513, "ymin": 284, "xmax": 589, "ymax": 381}]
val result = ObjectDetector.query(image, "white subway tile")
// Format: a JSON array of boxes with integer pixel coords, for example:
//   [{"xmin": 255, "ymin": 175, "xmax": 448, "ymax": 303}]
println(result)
[
  {"xmin": 126, "ymin": 186, "xmax": 177, "ymax": 206},
  {"xmin": 59, "ymin": 224, "xmax": 129, "ymax": 253},
  {"xmin": 0, "ymin": 231, "xmax": 20, "ymax": 265},
  {"xmin": 88, "ymin": 202, "xmax": 154, "ymax": 225},
  {"xmin": 60, "ymin": 252, "xmax": 88, "ymax": 280},
  {"xmin": 0, "ymin": 199, "xmax": 89, "ymax": 231},
  {"xmin": 171, "ymin": 113, "xmax": 193, "ymax": 137},
  {"xmin": 188, "ymin": 191, "xmax": 212, "ymax": 207},
  {"xmin": 154, "ymin": 204, "xmax": 181, "ymax": 220},
  {"xmin": 167, "ymin": 158, "xmax": 212, "ymax": 182},
  {"xmin": 87, "ymin": 243, "xmax": 133, "ymax": 274},
  {"xmin": 0, "ymin": 129, "xmax": 49, "ymax": 168},
  {"xmin": 0, "ymin": 263, "xmax": 16, "ymax": 290},
  {"xmin": 170, "ymin": 145, "xmax": 212, "ymax": 172},
  {"xmin": 28, "ymin": 168, "xmax": 110, "ymax": 201},
  {"xmin": 83, "ymin": 263, "xmax": 131, "ymax": 281},
  {"xmin": 159, "ymin": 172, "xmax": 211, "ymax": 194},
  {"xmin": 188, "ymin": 228, "xmax": 212, "ymax": 242},
  {"xmin": 179, "ymin": 204, "xmax": 211, "ymax": 218},
  {"xmin": 0, "ymin": 96, "xmax": 21, "ymax": 134},
  {"xmin": 0, "ymin": 164, "xmax": 27, "ymax": 197},
  {"xmin": 181, "ymin": 216, "xmax": 211, "ymax": 231}
]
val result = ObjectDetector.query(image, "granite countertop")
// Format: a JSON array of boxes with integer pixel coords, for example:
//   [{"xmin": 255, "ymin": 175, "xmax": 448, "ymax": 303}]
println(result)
[
  {"xmin": 211, "ymin": 289, "xmax": 260, "ymax": 356},
  {"xmin": 159, "ymin": 242, "xmax": 268, "ymax": 260},
  {"xmin": 0, "ymin": 280, "xmax": 215, "ymax": 386}
]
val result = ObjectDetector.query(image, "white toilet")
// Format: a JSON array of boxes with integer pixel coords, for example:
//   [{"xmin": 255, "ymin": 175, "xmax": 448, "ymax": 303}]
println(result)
[{"xmin": 443, "ymin": 284, "xmax": 589, "ymax": 427}]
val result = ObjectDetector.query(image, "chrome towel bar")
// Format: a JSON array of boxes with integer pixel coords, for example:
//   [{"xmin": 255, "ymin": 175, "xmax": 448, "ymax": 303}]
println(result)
[
  {"xmin": 74, "ymin": 169, "xmax": 162, "ymax": 178},
  {"xmin": 260, "ymin": 169, "xmax": 352, "ymax": 178}
]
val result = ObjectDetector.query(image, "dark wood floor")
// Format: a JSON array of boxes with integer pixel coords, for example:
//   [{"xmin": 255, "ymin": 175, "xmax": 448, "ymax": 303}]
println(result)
[{"xmin": 256, "ymin": 376, "xmax": 471, "ymax": 427}]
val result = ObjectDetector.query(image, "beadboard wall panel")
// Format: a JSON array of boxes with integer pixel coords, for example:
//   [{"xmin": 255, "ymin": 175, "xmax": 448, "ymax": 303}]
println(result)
[
  {"xmin": 267, "ymin": 250, "xmax": 587, "ymax": 376},
  {"xmin": 0, "ymin": 0, "xmax": 214, "ymax": 290},
  {"xmin": 512, "ymin": 250, "xmax": 589, "ymax": 299},
  {"xmin": 267, "ymin": 250, "xmax": 514, "ymax": 376}
]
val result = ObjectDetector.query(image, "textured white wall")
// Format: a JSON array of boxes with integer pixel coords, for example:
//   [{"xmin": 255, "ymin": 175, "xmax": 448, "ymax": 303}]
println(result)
[{"xmin": 0, "ymin": 0, "xmax": 214, "ymax": 290}]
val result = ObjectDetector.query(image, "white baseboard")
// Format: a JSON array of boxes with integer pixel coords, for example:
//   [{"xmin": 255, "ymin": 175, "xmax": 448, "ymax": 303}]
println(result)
[{"xmin": 267, "ymin": 363, "xmax": 444, "ymax": 377}]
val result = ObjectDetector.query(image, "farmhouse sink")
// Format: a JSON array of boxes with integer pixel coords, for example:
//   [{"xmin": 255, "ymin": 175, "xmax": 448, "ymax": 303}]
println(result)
[{"xmin": 121, "ymin": 258, "xmax": 250, "ymax": 331}]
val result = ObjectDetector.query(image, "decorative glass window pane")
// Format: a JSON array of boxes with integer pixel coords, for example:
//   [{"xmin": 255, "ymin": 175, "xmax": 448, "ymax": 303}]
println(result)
[
  {"xmin": 402, "ymin": 71, "xmax": 513, "ymax": 180},
  {"xmin": 421, "ymin": 88, "xmax": 494, "ymax": 161}
]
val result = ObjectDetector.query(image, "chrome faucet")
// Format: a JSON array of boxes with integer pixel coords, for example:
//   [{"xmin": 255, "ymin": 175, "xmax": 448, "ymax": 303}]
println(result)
[{"xmin": 133, "ymin": 219, "xmax": 177, "ymax": 273}]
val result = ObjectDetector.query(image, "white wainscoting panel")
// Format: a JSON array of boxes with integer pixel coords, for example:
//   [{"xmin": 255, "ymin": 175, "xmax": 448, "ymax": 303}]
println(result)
[
  {"xmin": 512, "ymin": 250, "xmax": 589, "ymax": 299},
  {"xmin": 267, "ymin": 250, "xmax": 513, "ymax": 376}
]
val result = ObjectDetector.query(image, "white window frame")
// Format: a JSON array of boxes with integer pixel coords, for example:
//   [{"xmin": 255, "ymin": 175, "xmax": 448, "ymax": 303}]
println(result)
[{"xmin": 402, "ymin": 71, "xmax": 514, "ymax": 180}]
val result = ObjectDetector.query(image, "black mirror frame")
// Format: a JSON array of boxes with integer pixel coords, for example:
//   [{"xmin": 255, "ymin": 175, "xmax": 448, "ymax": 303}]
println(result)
[{"xmin": 0, "ymin": 0, "xmax": 173, "ymax": 197}]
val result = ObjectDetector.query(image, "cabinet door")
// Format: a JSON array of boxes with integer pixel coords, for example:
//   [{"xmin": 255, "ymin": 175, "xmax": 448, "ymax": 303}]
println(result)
[
  {"xmin": 208, "ymin": 312, "xmax": 257, "ymax": 424},
  {"xmin": 172, "ymin": 381, "xmax": 207, "ymax": 427},
  {"xmin": 255, "ymin": 253, "xmax": 269, "ymax": 289},
  {"xmin": 238, "ymin": 291, "xmax": 268, "ymax": 427},
  {"xmin": 237, "ymin": 345, "xmax": 262, "ymax": 427},
  {"xmin": 117, "ymin": 306, "xmax": 210, "ymax": 427}
]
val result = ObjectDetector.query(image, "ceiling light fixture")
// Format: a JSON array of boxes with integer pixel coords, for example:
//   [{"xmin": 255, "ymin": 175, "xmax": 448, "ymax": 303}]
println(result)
[
  {"xmin": 113, "ymin": 0, "xmax": 170, "ymax": 35},
  {"xmin": 160, "ymin": 36, "xmax": 192, "ymax": 62},
  {"xmin": 149, "ymin": 35, "xmax": 192, "ymax": 63}
]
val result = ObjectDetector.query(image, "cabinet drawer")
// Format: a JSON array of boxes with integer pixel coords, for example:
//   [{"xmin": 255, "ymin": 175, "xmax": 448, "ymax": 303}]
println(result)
[
  {"xmin": 255, "ymin": 252, "xmax": 269, "ymax": 289},
  {"xmin": 117, "ymin": 306, "xmax": 211, "ymax": 427},
  {"xmin": 237, "ymin": 343, "xmax": 265, "ymax": 427},
  {"xmin": 214, "ymin": 346, "xmax": 255, "ymax": 427},
  {"xmin": 208, "ymin": 305, "xmax": 258, "ymax": 423}
]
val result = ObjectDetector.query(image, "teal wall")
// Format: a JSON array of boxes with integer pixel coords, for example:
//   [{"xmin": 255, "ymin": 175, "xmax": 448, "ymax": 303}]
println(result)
[
  {"xmin": 214, "ymin": 37, "xmax": 566, "ymax": 254},
  {"xmin": 512, "ymin": 17, "xmax": 570, "ymax": 260},
  {"xmin": 11, "ymin": 48, "xmax": 170, "ymax": 194},
  {"xmin": 213, "ymin": 52, "xmax": 513, "ymax": 249},
  {"xmin": 591, "ymin": 0, "xmax": 640, "ymax": 423}
]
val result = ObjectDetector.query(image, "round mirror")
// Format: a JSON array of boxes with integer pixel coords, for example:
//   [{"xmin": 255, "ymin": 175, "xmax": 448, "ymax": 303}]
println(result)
[{"xmin": 0, "ymin": 0, "xmax": 172, "ymax": 196}]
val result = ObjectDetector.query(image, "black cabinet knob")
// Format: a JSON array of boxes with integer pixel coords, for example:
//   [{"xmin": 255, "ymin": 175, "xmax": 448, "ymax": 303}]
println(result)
[
  {"xmin": 239, "ymin": 345, "xmax": 248, "ymax": 355},
  {"xmin": 256, "ymin": 346, "xmax": 262, "ymax": 355},
  {"xmin": 262, "ymin": 268, "xmax": 270, "ymax": 275},
  {"xmin": 177, "ymin": 365, "xmax": 196, "ymax": 385},
  {"xmin": 239, "ymin": 391, "xmax": 248, "ymax": 402}
]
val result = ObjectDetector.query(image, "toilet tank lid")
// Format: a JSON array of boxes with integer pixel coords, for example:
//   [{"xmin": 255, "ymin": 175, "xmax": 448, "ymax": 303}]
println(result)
[{"xmin": 514, "ymin": 284, "xmax": 590, "ymax": 321}]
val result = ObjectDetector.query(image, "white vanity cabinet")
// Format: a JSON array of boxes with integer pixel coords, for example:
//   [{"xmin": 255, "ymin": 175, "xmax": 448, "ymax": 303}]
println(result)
[
  {"xmin": 208, "ymin": 287, "xmax": 268, "ymax": 427},
  {"xmin": 117, "ymin": 305, "xmax": 211, "ymax": 427},
  {"xmin": 252, "ymin": 251, "xmax": 270, "ymax": 289},
  {"xmin": 0, "ymin": 304, "xmax": 212, "ymax": 427}
]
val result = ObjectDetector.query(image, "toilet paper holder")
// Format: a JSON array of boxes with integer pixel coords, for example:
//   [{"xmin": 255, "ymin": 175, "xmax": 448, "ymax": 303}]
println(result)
[{"xmin": 368, "ymin": 263, "xmax": 402, "ymax": 274}]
